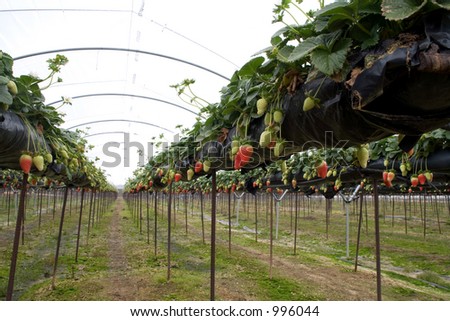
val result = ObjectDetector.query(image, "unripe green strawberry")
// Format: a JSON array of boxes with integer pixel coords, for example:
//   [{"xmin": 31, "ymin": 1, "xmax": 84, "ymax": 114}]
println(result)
[
  {"xmin": 7, "ymin": 80, "xmax": 18, "ymax": 95},
  {"xmin": 424, "ymin": 171, "xmax": 433, "ymax": 182},
  {"xmin": 60, "ymin": 149, "xmax": 69, "ymax": 159},
  {"xmin": 259, "ymin": 130, "xmax": 272, "ymax": 148},
  {"xmin": 203, "ymin": 160, "xmax": 211, "ymax": 173},
  {"xmin": 280, "ymin": 160, "xmax": 287, "ymax": 173},
  {"xmin": 231, "ymin": 146, "xmax": 239, "ymax": 155},
  {"xmin": 45, "ymin": 153, "xmax": 53, "ymax": 163},
  {"xmin": 187, "ymin": 168, "xmax": 194, "ymax": 181},
  {"xmin": 33, "ymin": 155, "xmax": 45, "ymax": 171},
  {"xmin": 400, "ymin": 163, "xmax": 407, "ymax": 176},
  {"xmin": 274, "ymin": 141, "xmax": 284, "ymax": 157},
  {"xmin": 264, "ymin": 113, "xmax": 271, "ymax": 126},
  {"xmin": 256, "ymin": 98, "xmax": 268, "ymax": 115},
  {"xmin": 303, "ymin": 96, "xmax": 315, "ymax": 111},
  {"xmin": 356, "ymin": 145, "xmax": 369, "ymax": 168},
  {"xmin": 273, "ymin": 110, "xmax": 283, "ymax": 123},
  {"xmin": 406, "ymin": 162, "xmax": 412, "ymax": 171},
  {"xmin": 70, "ymin": 158, "xmax": 79, "ymax": 168}
]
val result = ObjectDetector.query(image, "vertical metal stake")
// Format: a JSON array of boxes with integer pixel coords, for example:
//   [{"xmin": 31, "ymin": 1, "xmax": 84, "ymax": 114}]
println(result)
[
  {"xmin": 6, "ymin": 173, "xmax": 28, "ymax": 301},
  {"xmin": 210, "ymin": 170, "xmax": 217, "ymax": 301},
  {"xmin": 75, "ymin": 188, "xmax": 85, "ymax": 262},
  {"xmin": 52, "ymin": 186, "xmax": 69, "ymax": 289},
  {"xmin": 167, "ymin": 182, "xmax": 173, "ymax": 281},
  {"xmin": 373, "ymin": 178, "xmax": 382, "ymax": 301}
]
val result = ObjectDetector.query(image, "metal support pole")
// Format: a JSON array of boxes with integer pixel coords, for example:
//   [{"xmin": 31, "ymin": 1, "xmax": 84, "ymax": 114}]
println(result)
[
  {"xmin": 234, "ymin": 191, "xmax": 245, "ymax": 225},
  {"xmin": 6, "ymin": 173, "xmax": 28, "ymax": 301},
  {"xmin": 272, "ymin": 190, "xmax": 288, "ymax": 240},
  {"xmin": 75, "ymin": 189, "xmax": 85, "ymax": 262},
  {"xmin": 210, "ymin": 170, "xmax": 217, "ymax": 301},
  {"xmin": 52, "ymin": 186, "xmax": 69, "ymax": 289},
  {"xmin": 167, "ymin": 183, "xmax": 173, "ymax": 281},
  {"xmin": 373, "ymin": 178, "xmax": 382, "ymax": 301}
]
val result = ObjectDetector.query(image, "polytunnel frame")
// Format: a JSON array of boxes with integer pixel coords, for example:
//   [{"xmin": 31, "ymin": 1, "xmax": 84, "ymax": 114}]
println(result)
[
  {"xmin": 48, "ymin": 93, "xmax": 199, "ymax": 117},
  {"xmin": 14, "ymin": 47, "xmax": 231, "ymax": 81}
]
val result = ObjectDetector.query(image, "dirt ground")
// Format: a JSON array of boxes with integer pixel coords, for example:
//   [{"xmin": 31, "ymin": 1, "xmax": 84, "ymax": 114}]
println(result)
[{"xmin": 90, "ymin": 198, "xmax": 448, "ymax": 301}]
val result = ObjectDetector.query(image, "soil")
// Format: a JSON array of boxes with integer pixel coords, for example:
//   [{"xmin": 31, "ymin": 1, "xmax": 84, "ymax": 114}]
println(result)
[
  {"xmin": 35, "ymin": 198, "xmax": 442, "ymax": 301},
  {"xmin": 90, "ymin": 198, "xmax": 448, "ymax": 301}
]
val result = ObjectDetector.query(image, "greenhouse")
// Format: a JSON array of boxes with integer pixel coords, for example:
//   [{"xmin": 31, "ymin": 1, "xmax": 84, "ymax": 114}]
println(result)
[{"xmin": 1, "ymin": 0, "xmax": 450, "ymax": 311}]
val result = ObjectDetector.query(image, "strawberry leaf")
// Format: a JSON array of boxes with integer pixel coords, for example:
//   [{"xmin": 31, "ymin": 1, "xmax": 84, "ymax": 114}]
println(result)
[
  {"xmin": 287, "ymin": 37, "xmax": 320, "ymax": 62},
  {"xmin": 381, "ymin": 0, "xmax": 428, "ymax": 21},
  {"xmin": 0, "ymin": 84, "xmax": 13, "ymax": 105},
  {"xmin": 310, "ymin": 38, "xmax": 352, "ymax": 76},
  {"xmin": 432, "ymin": 0, "xmax": 450, "ymax": 9},
  {"xmin": 277, "ymin": 45, "xmax": 295, "ymax": 63},
  {"xmin": 238, "ymin": 57, "xmax": 265, "ymax": 77}
]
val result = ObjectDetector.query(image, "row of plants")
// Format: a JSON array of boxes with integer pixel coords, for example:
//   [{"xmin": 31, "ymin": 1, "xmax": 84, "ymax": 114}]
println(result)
[
  {"xmin": 125, "ymin": 0, "xmax": 450, "ymax": 191},
  {"xmin": 0, "ymin": 50, "xmax": 113, "ymax": 191},
  {"xmin": 124, "ymin": 128, "xmax": 450, "ymax": 195}
]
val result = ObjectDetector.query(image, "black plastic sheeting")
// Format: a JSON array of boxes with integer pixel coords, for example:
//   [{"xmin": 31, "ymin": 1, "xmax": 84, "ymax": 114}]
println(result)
[
  {"xmin": 198, "ymin": 13, "xmax": 450, "ymax": 170},
  {"xmin": 0, "ymin": 111, "xmax": 50, "ymax": 171},
  {"xmin": 0, "ymin": 111, "xmax": 90, "ymax": 186}
]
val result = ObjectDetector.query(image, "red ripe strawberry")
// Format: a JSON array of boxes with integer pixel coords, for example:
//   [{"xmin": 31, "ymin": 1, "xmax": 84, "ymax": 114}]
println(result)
[
  {"xmin": 418, "ymin": 173, "xmax": 426, "ymax": 185},
  {"xmin": 387, "ymin": 171, "xmax": 395, "ymax": 182},
  {"xmin": 316, "ymin": 160, "xmax": 328, "ymax": 179},
  {"xmin": 411, "ymin": 175, "xmax": 419, "ymax": 187},
  {"xmin": 266, "ymin": 179, "xmax": 270, "ymax": 187},
  {"xmin": 19, "ymin": 154, "xmax": 32, "ymax": 174},
  {"xmin": 382, "ymin": 171, "xmax": 388, "ymax": 182},
  {"xmin": 148, "ymin": 180, "xmax": 153, "ymax": 187},
  {"xmin": 385, "ymin": 179, "xmax": 392, "ymax": 188},
  {"xmin": 234, "ymin": 152, "xmax": 243, "ymax": 170},
  {"xmin": 194, "ymin": 161, "xmax": 203, "ymax": 173},
  {"xmin": 174, "ymin": 173, "xmax": 182, "ymax": 182},
  {"xmin": 239, "ymin": 145, "xmax": 253, "ymax": 166},
  {"xmin": 231, "ymin": 183, "xmax": 236, "ymax": 193}
]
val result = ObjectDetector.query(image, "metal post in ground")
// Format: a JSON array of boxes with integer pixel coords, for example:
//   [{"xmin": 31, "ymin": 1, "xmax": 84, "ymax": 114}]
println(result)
[
  {"xmin": 167, "ymin": 182, "xmax": 173, "ymax": 281},
  {"xmin": 75, "ymin": 188, "xmax": 85, "ymax": 262},
  {"xmin": 52, "ymin": 186, "xmax": 69, "ymax": 289},
  {"xmin": 373, "ymin": 178, "xmax": 382, "ymax": 301},
  {"xmin": 6, "ymin": 173, "xmax": 28, "ymax": 301},
  {"xmin": 210, "ymin": 170, "xmax": 217, "ymax": 301}
]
